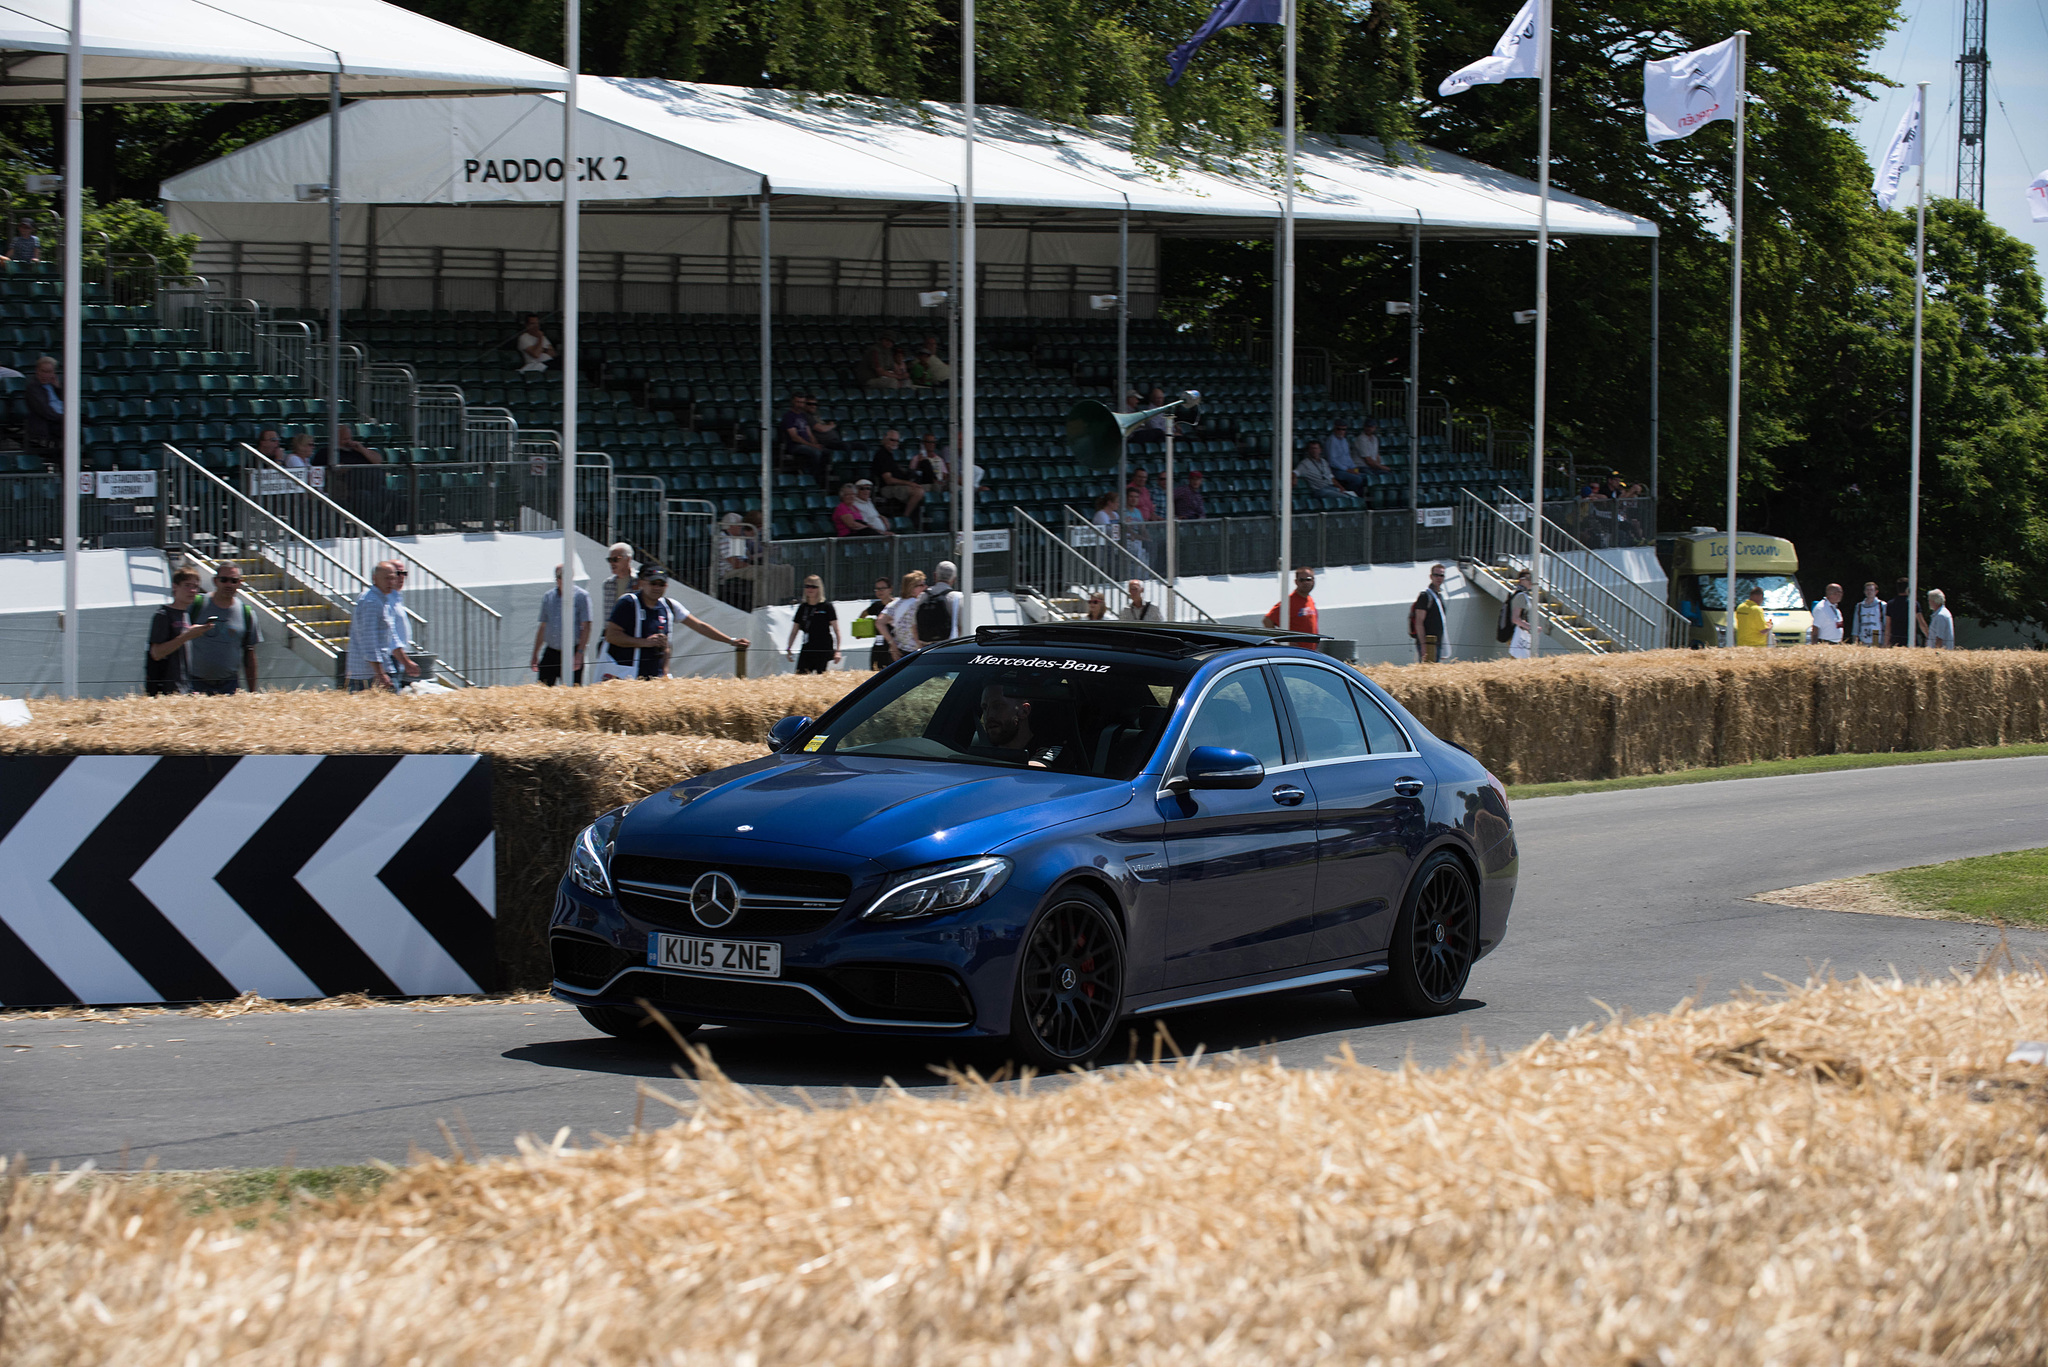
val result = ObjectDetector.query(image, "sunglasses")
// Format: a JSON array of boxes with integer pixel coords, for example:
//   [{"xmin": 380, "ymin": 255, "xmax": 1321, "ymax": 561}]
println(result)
[{"xmin": 217, "ymin": 577, "xmax": 243, "ymax": 585}]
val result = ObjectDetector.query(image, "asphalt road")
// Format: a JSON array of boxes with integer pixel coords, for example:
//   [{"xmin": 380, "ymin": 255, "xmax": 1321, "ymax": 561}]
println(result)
[{"xmin": 8, "ymin": 755, "xmax": 2048, "ymax": 1171}]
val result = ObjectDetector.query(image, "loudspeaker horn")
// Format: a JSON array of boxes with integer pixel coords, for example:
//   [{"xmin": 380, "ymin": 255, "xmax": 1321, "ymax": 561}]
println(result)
[{"xmin": 1063, "ymin": 397, "xmax": 1183, "ymax": 472}]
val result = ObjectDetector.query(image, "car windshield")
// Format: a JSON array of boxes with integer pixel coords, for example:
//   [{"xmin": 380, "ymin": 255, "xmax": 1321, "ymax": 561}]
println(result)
[
  {"xmin": 1698, "ymin": 574, "xmax": 1804, "ymax": 610},
  {"xmin": 801, "ymin": 647, "xmax": 1193, "ymax": 779}
]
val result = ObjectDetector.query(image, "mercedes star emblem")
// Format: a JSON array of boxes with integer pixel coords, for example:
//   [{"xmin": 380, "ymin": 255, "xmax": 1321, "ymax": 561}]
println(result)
[
  {"xmin": 1058, "ymin": 965, "xmax": 1078, "ymax": 992},
  {"xmin": 689, "ymin": 870, "xmax": 741, "ymax": 929}
]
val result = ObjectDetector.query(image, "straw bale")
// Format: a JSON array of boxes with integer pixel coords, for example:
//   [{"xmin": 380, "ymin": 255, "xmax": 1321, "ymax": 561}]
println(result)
[
  {"xmin": 1364, "ymin": 647, "xmax": 2048, "ymax": 783},
  {"xmin": 5, "ymin": 971, "xmax": 2046, "ymax": 1365}
]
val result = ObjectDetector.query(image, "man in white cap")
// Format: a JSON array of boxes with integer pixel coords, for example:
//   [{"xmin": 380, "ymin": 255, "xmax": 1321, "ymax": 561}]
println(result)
[{"xmin": 850, "ymin": 479, "xmax": 893, "ymax": 537}]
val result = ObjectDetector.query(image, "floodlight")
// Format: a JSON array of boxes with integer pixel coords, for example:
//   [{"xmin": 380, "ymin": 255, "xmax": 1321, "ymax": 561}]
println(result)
[
  {"xmin": 918, "ymin": 290, "xmax": 950, "ymax": 307},
  {"xmin": 1385, "ymin": 301, "xmax": 1412, "ymax": 315},
  {"xmin": 296, "ymin": 183, "xmax": 333, "ymax": 203},
  {"xmin": 24, "ymin": 175, "xmax": 60, "ymax": 194},
  {"xmin": 1089, "ymin": 294, "xmax": 1120, "ymax": 311},
  {"xmin": 1513, "ymin": 309, "xmax": 1539, "ymax": 324}
]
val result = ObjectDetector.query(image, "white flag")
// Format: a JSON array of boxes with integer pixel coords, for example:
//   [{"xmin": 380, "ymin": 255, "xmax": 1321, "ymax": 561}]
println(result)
[
  {"xmin": 1439, "ymin": 0, "xmax": 1542, "ymax": 98},
  {"xmin": 2030, "ymin": 168, "xmax": 2048, "ymax": 224},
  {"xmin": 1871, "ymin": 88, "xmax": 1924, "ymax": 210},
  {"xmin": 1643, "ymin": 36, "xmax": 1741, "ymax": 144}
]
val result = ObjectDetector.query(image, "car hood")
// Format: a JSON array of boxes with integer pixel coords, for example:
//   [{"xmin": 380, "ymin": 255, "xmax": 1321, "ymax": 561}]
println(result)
[{"xmin": 628, "ymin": 755, "xmax": 1133, "ymax": 865}]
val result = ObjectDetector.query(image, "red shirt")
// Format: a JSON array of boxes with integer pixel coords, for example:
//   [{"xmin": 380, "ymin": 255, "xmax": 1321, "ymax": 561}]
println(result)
[{"xmin": 1265, "ymin": 592, "xmax": 1318, "ymax": 641}]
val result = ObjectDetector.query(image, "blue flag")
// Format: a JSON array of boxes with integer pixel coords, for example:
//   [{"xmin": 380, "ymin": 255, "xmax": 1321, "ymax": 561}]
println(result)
[{"xmin": 1167, "ymin": 0, "xmax": 1285, "ymax": 86}]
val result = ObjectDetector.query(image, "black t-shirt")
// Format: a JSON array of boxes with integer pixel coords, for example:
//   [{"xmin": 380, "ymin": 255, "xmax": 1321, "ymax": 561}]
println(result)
[
  {"xmin": 336, "ymin": 444, "xmax": 377, "ymax": 466},
  {"xmin": 871, "ymin": 448, "xmax": 913, "ymax": 489},
  {"xmin": 794, "ymin": 601, "xmax": 837, "ymax": 652},
  {"xmin": 1887, "ymin": 594, "xmax": 1911, "ymax": 645},
  {"xmin": 1412, "ymin": 589, "xmax": 1445, "ymax": 638},
  {"xmin": 145, "ymin": 602, "xmax": 191, "ymax": 688}
]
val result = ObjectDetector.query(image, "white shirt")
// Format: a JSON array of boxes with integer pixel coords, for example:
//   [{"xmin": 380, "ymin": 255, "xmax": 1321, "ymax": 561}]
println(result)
[
  {"xmin": 853, "ymin": 496, "xmax": 891, "ymax": 535},
  {"xmin": 1120, "ymin": 600, "xmax": 1163, "ymax": 622},
  {"xmin": 518, "ymin": 330, "xmax": 553, "ymax": 362},
  {"xmin": 1811, "ymin": 598, "xmax": 1844, "ymax": 642},
  {"xmin": 884, "ymin": 596, "xmax": 922, "ymax": 653},
  {"xmin": 1927, "ymin": 606, "xmax": 1955, "ymax": 649}
]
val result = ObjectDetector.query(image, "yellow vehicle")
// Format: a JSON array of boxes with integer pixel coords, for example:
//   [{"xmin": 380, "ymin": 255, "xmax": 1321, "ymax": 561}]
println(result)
[{"xmin": 1667, "ymin": 530, "xmax": 1812, "ymax": 648}]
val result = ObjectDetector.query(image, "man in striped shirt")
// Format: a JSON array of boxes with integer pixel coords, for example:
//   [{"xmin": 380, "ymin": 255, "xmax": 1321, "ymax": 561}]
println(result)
[{"xmin": 347, "ymin": 560, "xmax": 419, "ymax": 691}]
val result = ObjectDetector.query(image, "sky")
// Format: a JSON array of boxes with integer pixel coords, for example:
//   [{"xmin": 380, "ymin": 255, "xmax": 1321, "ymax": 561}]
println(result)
[{"xmin": 1851, "ymin": 0, "xmax": 2048, "ymax": 275}]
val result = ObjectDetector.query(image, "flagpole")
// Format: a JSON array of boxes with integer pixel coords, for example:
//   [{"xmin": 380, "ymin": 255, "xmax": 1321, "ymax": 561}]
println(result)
[
  {"xmin": 560, "ymin": 1, "xmax": 580, "ymax": 685},
  {"xmin": 60, "ymin": 0, "xmax": 80, "ymax": 697},
  {"xmin": 1276, "ymin": 0, "xmax": 1296, "ymax": 621},
  {"xmin": 1527, "ymin": 0, "xmax": 1552, "ymax": 657},
  {"xmin": 1906, "ymin": 80, "xmax": 1927, "ymax": 647},
  {"xmin": 1722, "ymin": 30, "xmax": 1747, "ymax": 640},
  {"xmin": 959, "ymin": 0, "xmax": 976, "ymax": 629}
]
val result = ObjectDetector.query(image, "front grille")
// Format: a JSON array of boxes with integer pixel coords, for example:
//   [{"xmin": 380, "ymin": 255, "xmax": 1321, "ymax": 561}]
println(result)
[
  {"xmin": 609, "ymin": 969, "xmax": 837, "ymax": 1025},
  {"xmin": 611, "ymin": 855, "xmax": 853, "ymax": 936},
  {"xmin": 551, "ymin": 933, "xmax": 631, "ymax": 990},
  {"xmin": 824, "ymin": 965, "xmax": 975, "ymax": 1023}
]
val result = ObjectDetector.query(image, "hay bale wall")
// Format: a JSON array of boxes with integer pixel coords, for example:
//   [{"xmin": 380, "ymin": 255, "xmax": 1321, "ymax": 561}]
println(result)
[{"xmin": 1364, "ymin": 648, "xmax": 2048, "ymax": 784}]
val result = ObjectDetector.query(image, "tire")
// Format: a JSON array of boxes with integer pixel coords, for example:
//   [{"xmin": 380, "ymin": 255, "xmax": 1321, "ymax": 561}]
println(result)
[
  {"xmin": 1375, "ymin": 851, "xmax": 1480, "ymax": 1016},
  {"xmin": 1009, "ymin": 887, "xmax": 1126, "ymax": 1069},
  {"xmin": 577, "ymin": 1003, "xmax": 701, "ymax": 1044}
]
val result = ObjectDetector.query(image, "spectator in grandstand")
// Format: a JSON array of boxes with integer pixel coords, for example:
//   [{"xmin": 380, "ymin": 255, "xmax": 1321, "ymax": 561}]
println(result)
[
  {"xmin": 870, "ymin": 430, "xmax": 927, "ymax": 528},
  {"xmin": 601, "ymin": 563, "xmax": 747, "ymax": 680},
  {"xmin": 1091, "ymin": 492, "xmax": 1124, "ymax": 543},
  {"xmin": 22, "ymin": 355, "xmax": 61, "ymax": 464},
  {"xmin": 1810, "ymin": 583, "xmax": 1845, "ymax": 644},
  {"xmin": 886, "ymin": 347, "xmax": 919, "ymax": 389},
  {"xmin": 187, "ymin": 565, "xmax": 261, "ymax": 695},
  {"xmin": 785, "ymin": 575, "xmax": 841, "ymax": 673},
  {"xmin": 860, "ymin": 334, "xmax": 901, "ymax": 389},
  {"xmin": 849, "ymin": 479, "xmax": 894, "ymax": 536},
  {"xmin": 803, "ymin": 394, "xmax": 851, "ymax": 483},
  {"xmin": 779, "ymin": 392, "xmax": 829, "ymax": 486},
  {"xmin": 145, "ymin": 567, "xmax": 209, "ymax": 697},
  {"xmin": 282, "ymin": 433, "xmax": 316, "ymax": 472},
  {"xmin": 1266, "ymin": 566, "xmax": 1321, "ymax": 643},
  {"xmin": 516, "ymin": 315, "xmax": 555, "ymax": 372},
  {"xmin": 884, "ymin": 570, "xmax": 927, "ymax": 656},
  {"xmin": 1322, "ymin": 423, "xmax": 1370, "ymax": 493},
  {"xmin": 1084, "ymin": 592, "xmax": 1109, "ymax": 620},
  {"xmin": 1121, "ymin": 579, "xmax": 1163, "ymax": 622},
  {"xmin": 832, "ymin": 484, "xmax": 878, "ymax": 537},
  {"xmin": 1172, "ymin": 467, "xmax": 1206, "ymax": 521},
  {"xmin": 530, "ymin": 564, "xmax": 591, "ymax": 686},
  {"xmin": 1925, "ymin": 589, "xmax": 1955, "ymax": 650},
  {"xmin": 1851, "ymin": 581, "xmax": 1887, "ymax": 646},
  {"xmin": 1356, "ymin": 420, "xmax": 1391, "ymax": 473},
  {"xmin": 346, "ymin": 559, "xmax": 418, "ymax": 692},
  {"xmin": 910, "ymin": 344, "xmax": 950, "ymax": 386},
  {"xmin": 911, "ymin": 433, "xmax": 948, "ymax": 487},
  {"xmin": 1125, "ymin": 467, "xmax": 1157, "ymax": 521},
  {"xmin": 860, "ymin": 578, "xmax": 896, "ymax": 669},
  {"xmin": 1293, "ymin": 441, "xmax": 1356, "ymax": 499},
  {"xmin": 1407, "ymin": 564, "xmax": 1450, "ymax": 662},
  {"xmin": 332, "ymin": 423, "xmax": 384, "ymax": 465},
  {"xmin": 3, "ymin": 219, "xmax": 39, "ymax": 262},
  {"xmin": 1887, "ymin": 576, "xmax": 1914, "ymax": 647},
  {"xmin": 600, "ymin": 543, "xmax": 635, "ymax": 619}
]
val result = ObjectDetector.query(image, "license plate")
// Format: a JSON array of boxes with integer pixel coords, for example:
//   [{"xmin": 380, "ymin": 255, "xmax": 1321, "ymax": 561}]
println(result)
[{"xmin": 647, "ymin": 933, "xmax": 782, "ymax": 979}]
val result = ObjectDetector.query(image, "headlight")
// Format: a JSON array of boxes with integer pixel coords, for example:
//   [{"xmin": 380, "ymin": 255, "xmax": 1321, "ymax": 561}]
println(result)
[
  {"xmin": 862, "ymin": 856, "xmax": 1012, "ymax": 922},
  {"xmin": 568, "ymin": 808, "xmax": 626, "ymax": 898}
]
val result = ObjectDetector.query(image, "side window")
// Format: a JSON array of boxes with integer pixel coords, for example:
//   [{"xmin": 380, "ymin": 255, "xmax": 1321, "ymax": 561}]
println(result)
[
  {"xmin": 1353, "ymin": 686, "xmax": 1412, "ymax": 754},
  {"xmin": 1182, "ymin": 671, "xmax": 1285, "ymax": 770},
  {"xmin": 1276, "ymin": 664, "xmax": 1369, "ymax": 761}
]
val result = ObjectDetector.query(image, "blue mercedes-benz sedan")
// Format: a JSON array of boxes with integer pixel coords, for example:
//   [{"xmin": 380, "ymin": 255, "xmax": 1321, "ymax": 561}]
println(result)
[{"xmin": 549, "ymin": 622, "xmax": 1517, "ymax": 1067}]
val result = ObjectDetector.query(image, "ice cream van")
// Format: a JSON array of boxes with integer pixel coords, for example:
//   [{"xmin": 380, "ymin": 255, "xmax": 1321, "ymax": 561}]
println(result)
[{"xmin": 1666, "ymin": 530, "xmax": 1811, "ymax": 647}]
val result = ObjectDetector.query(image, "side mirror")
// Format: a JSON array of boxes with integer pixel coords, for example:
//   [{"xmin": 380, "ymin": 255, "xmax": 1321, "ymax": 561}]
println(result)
[
  {"xmin": 1176, "ymin": 745, "xmax": 1265, "ymax": 793},
  {"xmin": 768, "ymin": 715, "xmax": 812, "ymax": 750}
]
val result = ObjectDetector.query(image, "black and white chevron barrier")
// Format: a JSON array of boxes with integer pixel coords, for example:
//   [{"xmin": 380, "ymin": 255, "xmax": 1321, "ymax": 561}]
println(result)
[{"xmin": 0, "ymin": 755, "xmax": 495, "ymax": 1007}]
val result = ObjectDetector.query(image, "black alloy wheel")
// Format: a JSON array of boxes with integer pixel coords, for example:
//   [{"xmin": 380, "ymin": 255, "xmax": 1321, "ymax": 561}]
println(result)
[
  {"xmin": 1368, "ymin": 851, "xmax": 1479, "ymax": 1016},
  {"xmin": 1011, "ymin": 888, "xmax": 1126, "ymax": 1068},
  {"xmin": 577, "ymin": 1003, "xmax": 701, "ymax": 1044}
]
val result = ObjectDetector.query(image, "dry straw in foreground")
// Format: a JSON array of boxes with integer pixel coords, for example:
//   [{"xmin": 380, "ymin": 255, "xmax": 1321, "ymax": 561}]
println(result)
[{"xmin": 6, "ymin": 972, "xmax": 2046, "ymax": 1365}]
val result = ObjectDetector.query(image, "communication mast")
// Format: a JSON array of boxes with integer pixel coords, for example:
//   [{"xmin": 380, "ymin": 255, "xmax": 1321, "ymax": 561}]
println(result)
[{"xmin": 1957, "ymin": 0, "xmax": 1988, "ymax": 208}]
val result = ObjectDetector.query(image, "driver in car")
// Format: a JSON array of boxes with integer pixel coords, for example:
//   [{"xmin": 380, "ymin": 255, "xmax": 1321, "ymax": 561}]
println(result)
[{"xmin": 978, "ymin": 683, "xmax": 1086, "ymax": 772}]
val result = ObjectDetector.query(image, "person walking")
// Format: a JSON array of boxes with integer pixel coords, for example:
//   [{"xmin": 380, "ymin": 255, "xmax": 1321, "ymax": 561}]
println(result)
[
  {"xmin": 599, "ymin": 543, "xmax": 635, "ymax": 620},
  {"xmin": 1850, "ymin": 581, "xmax": 1887, "ymax": 647},
  {"xmin": 530, "ymin": 565, "xmax": 592, "ymax": 685},
  {"xmin": 189, "ymin": 565, "xmax": 262, "ymax": 695},
  {"xmin": 1120, "ymin": 578, "xmax": 1164, "ymax": 622},
  {"xmin": 1886, "ymin": 577, "xmax": 1914, "ymax": 648},
  {"xmin": 859, "ymin": 577, "xmax": 895, "ymax": 670},
  {"xmin": 601, "ymin": 564, "xmax": 748, "ymax": 680},
  {"xmin": 1810, "ymin": 583, "xmax": 1845, "ymax": 644},
  {"xmin": 786, "ymin": 575, "xmax": 841, "ymax": 673},
  {"xmin": 1734, "ymin": 584, "xmax": 1771, "ymax": 647},
  {"xmin": 1264, "ymin": 566, "xmax": 1322, "ymax": 646},
  {"xmin": 1408, "ymin": 564, "xmax": 1451, "ymax": 662},
  {"xmin": 1507, "ymin": 568, "xmax": 1534, "ymax": 659},
  {"xmin": 914, "ymin": 561, "xmax": 964, "ymax": 646},
  {"xmin": 346, "ymin": 559, "xmax": 418, "ymax": 692},
  {"xmin": 885, "ymin": 569, "xmax": 927, "ymax": 658},
  {"xmin": 1924, "ymin": 589, "xmax": 1956, "ymax": 650},
  {"xmin": 145, "ymin": 567, "xmax": 209, "ymax": 696}
]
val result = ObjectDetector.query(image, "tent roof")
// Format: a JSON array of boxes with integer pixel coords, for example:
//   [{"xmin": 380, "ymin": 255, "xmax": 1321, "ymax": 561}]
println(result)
[
  {"xmin": 0, "ymin": 0, "xmax": 568, "ymax": 101},
  {"xmin": 164, "ymin": 76, "xmax": 1655, "ymax": 241}
]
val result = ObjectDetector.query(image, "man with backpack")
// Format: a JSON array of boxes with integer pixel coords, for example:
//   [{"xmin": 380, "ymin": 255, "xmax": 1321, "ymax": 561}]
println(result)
[
  {"xmin": 189, "ymin": 564, "xmax": 262, "ymax": 695},
  {"xmin": 145, "ymin": 567, "xmax": 210, "ymax": 696},
  {"xmin": 915, "ymin": 561, "xmax": 964, "ymax": 646},
  {"xmin": 1501, "ymin": 568, "xmax": 1534, "ymax": 658}
]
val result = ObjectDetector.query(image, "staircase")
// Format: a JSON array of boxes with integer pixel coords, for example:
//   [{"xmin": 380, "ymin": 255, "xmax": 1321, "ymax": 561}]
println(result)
[
  {"xmin": 1011, "ymin": 507, "xmax": 1217, "ymax": 624},
  {"xmin": 1457, "ymin": 488, "xmax": 1691, "ymax": 654}
]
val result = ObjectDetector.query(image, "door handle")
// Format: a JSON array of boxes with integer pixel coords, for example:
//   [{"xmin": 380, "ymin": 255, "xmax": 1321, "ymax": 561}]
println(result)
[
  {"xmin": 1393, "ymin": 777, "xmax": 1426, "ymax": 798},
  {"xmin": 1271, "ymin": 785, "xmax": 1306, "ymax": 806}
]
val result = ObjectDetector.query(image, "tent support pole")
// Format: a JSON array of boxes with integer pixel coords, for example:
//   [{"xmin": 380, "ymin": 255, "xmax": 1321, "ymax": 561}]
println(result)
[
  {"xmin": 60, "ymin": 0, "xmax": 80, "ymax": 697},
  {"xmin": 1407, "ymin": 220, "xmax": 1420, "ymax": 547},
  {"xmin": 327, "ymin": 74, "xmax": 341, "ymax": 472},
  {"xmin": 959, "ymin": 0, "xmax": 976, "ymax": 626},
  {"xmin": 759, "ymin": 196, "xmax": 772, "ymax": 549},
  {"xmin": 1648, "ymin": 235, "xmax": 1659, "ymax": 504},
  {"xmin": 558, "ymin": 0, "xmax": 580, "ymax": 684}
]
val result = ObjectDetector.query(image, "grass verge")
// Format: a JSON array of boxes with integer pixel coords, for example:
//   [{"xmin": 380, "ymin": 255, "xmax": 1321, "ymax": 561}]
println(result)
[
  {"xmin": 1877, "ymin": 848, "xmax": 2048, "ymax": 927},
  {"xmin": 7, "ymin": 972, "xmax": 2047, "ymax": 1364},
  {"xmin": 1507, "ymin": 739, "xmax": 2048, "ymax": 799}
]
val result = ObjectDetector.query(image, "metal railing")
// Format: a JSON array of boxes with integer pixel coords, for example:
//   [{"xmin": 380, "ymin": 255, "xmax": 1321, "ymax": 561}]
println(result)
[
  {"xmin": 358, "ymin": 362, "xmax": 418, "ymax": 432},
  {"xmin": 1014, "ymin": 507, "xmax": 1214, "ymax": 623},
  {"xmin": 767, "ymin": 530, "xmax": 972, "ymax": 607},
  {"xmin": 463, "ymin": 406, "xmax": 518, "ymax": 462},
  {"xmin": 419, "ymin": 385, "xmax": 467, "ymax": 451},
  {"xmin": 0, "ymin": 468, "xmax": 159, "ymax": 552},
  {"xmin": 1458, "ymin": 488, "xmax": 1688, "ymax": 653},
  {"xmin": 224, "ymin": 444, "xmax": 504, "ymax": 684}
]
